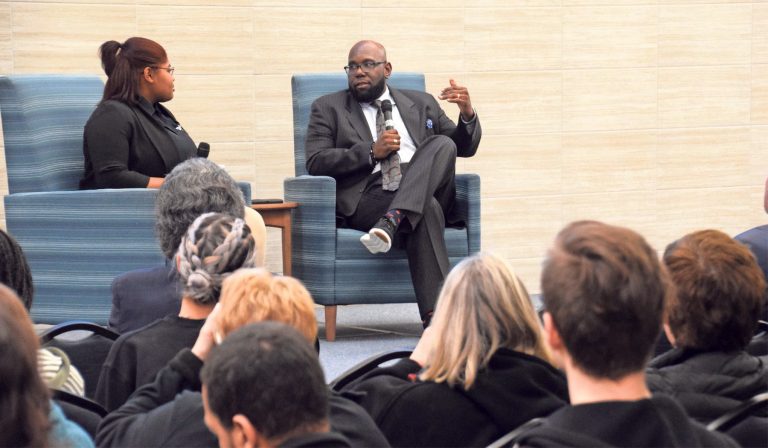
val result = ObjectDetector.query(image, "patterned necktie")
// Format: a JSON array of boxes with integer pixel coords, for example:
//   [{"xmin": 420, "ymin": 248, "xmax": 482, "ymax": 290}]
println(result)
[{"xmin": 374, "ymin": 100, "xmax": 401, "ymax": 191}]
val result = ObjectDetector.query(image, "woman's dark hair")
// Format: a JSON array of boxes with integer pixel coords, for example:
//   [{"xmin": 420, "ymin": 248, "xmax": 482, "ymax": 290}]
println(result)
[
  {"xmin": 99, "ymin": 37, "xmax": 167, "ymax": 105},
  {"xmin": 0, "ymin": 229, "xmax": 34, "ymax": 310},
  {"xmin": 0, "ymin": 284, "xmax": 51, "ymax": 447}
]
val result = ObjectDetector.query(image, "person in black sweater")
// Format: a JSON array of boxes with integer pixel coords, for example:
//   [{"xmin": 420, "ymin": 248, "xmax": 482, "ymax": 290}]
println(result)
[
  {"xmin": 646, "ymin": 230, "xmax": 767, "ymax": 447},
  {"xmin": 95, "ymin": 213, "xmax": 259, "ymax": 411},
  {"xmin": 80, "ymin": 37, "xmax": 196, "ymax": 190},
  {"xmin": 96, "ymin": 268, "xmax": 389, "ymax": 447},
  {"xmin": 513, "ymin": 221, "xmax": 737, "ymax": 447},
  {"xmin": 342, "ymin": 253, "xmax": 568, "ymax": 447}
]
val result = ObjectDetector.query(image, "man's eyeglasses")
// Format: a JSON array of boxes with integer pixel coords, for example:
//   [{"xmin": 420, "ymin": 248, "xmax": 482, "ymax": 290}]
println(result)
[
  {"xmin": 151, "ymin": 66, "xmax": 175, "ymax": 75},
  {"xmin": 344, "ymin": 61, "xmax": 386, "ymax": 74}
]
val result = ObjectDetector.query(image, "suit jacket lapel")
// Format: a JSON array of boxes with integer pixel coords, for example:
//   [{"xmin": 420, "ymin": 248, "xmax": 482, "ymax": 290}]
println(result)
[
  {"xmin": 390, "ymin": 88, "xmax": 422, "ymax": 147},
  {"xmin": 345, "ymin": 92, "xmax": 373, "ymax": 142},
  {"xmin": 132, "ymin": 103, "xmax": 174, "ymax": 171}
]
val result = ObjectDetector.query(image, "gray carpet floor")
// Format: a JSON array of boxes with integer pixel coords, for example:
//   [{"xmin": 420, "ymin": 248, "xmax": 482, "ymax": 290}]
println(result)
[{"xmin": 315, "ymin": 303, "xmax": 423, "ymax": 382}]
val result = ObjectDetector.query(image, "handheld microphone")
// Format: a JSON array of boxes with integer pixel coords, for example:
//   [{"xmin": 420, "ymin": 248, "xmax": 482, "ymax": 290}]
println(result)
[
  {"xmin": 381, "ymin": 100, "xmax": 395, "ymax": 130},
  {"xmin": 197, "ymin": 142, "xmax": 210, "ymax": 159}
]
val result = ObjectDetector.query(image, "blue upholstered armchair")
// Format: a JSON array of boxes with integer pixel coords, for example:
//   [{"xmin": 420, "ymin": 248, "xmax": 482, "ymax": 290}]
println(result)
[
  {"xmin": 0, "ymin": 75, "xmax": 165, "ymax": 324},
  {"xmin": 286, "ymin": 73, "xmax": 481, "ymax": 341}
]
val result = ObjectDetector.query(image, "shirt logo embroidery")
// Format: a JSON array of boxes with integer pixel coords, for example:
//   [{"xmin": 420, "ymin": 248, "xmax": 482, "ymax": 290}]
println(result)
[{"xmin": 425, "ymin": 118, "xmax": 433, "ymax": 129}]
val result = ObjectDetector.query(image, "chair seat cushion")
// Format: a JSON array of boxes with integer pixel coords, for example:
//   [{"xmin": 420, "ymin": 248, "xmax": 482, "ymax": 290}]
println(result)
[{"xmin": 333, "ymin": 227, "xmax": 469, "ymax": 305}]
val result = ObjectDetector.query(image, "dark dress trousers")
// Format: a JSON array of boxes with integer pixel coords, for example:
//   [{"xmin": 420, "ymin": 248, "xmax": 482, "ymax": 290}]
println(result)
[
  {"xmin": 305, "ymin": 87, "xmax": 481, "ymax": 317},
  {"xmin": 80, "ymin": 97, "xmax": 196, "ymax": 189}
]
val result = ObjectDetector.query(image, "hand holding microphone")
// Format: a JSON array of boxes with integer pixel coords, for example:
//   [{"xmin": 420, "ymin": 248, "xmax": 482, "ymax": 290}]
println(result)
[{"xmin": 372, "ymin": 99, "xmax": 400, "ymax": 160}]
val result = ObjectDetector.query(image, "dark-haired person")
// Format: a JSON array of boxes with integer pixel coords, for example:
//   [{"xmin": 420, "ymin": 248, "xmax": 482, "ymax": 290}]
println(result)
[
  {"xmin": 80, "ymin": 36, "xmax": 196, "ymax": 189},
  {"xmin": 646, "ymin": 230, "xmax": 767, "ymax": 423},
  {"xmin": 306, "ymin": 40, "xmax": 481, "ymax": 326},
  {"xmin": 0, "ymin": 284, "xmax": 94, "ymax": 448},
  {"xmin": 514, "ymin": 221, "xmax": 737, "ymax": 447},
  {"xmin": 203, "ymin": 322, "xmax": 350, "ymax": 447},
  {"xmin": 96, "ymin": 269, "xmax": 385, "ymax": 447},
  {"xmin": 95, "ymin": 213, "xmax": 259, "ymax": 412},
  {"xmin": 0, "ymin": 229, "xmax": 85, "ymax": 397}
]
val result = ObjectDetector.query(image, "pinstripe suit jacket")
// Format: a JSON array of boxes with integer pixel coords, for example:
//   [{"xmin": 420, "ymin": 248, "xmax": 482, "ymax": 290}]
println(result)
[{"xmin": 305, "ymin": 86, "xmax": 482, "ymax": 217}]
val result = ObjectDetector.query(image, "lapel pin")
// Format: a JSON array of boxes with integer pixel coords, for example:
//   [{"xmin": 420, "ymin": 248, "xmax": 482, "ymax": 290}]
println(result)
[{"xmin": 425, "ymin": 118, "xmax": 433, "ymax": 129}]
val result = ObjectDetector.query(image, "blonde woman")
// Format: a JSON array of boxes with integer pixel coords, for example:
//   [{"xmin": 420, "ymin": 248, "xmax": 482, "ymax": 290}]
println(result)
[
  {"xmin": 345, "ymin": 253, "xmax": 569, "ymax": 447},
  {"xmin": 96, "ymin": 269, "xmax": 388, "ymax": 447}
]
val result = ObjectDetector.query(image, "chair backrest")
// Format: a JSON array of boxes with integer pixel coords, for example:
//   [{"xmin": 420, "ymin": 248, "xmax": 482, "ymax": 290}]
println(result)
[
  {"xmin": 291, "ymin": 72, "xmax": 425, "ymax": 177},
  {"xmin": 0, "ymin": 75, "xmax": 104, "ymax": 194}
]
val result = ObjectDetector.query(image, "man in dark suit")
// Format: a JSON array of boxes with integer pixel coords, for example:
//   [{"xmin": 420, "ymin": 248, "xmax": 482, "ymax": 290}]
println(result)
[{"xmin": 305, "ymin": 40, "xmax": 481, "ymax": 326}]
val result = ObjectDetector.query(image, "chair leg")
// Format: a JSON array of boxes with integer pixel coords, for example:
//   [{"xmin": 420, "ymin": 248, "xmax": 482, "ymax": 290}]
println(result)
[{"xmin": 324, "ymin": 305, "xmax": 337, "ymax": 342}]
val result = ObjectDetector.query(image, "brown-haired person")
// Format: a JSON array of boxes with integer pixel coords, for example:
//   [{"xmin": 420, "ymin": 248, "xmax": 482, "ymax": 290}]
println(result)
[
  {"xmin": 0, "ymin": 284, "xmax": 94, "ymax": 447},
  {"xmin": 80, "ymin": 37, "xmax": 196, "ymax": 189},
  {"xmin": 646, "ymin": 230, "xmax": 767, "ymax": 423},
  {"xmin": 513, "ymin": 221, "xmax": 737, "ymax": 447}
]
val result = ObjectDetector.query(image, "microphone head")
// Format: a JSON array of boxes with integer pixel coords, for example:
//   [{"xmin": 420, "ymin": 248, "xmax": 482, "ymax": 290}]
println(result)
[
  {"xmin": 197, "ymin": 142, "xmax": 210, "ymax": 159},
  {"xmin": 381, "ymin": 99, "xmax": 393, "ymax": 113}
]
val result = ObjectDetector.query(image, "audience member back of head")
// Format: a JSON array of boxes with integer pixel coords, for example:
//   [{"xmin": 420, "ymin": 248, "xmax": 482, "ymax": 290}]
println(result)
[{"xmin": 512, "ymin": 220, "xmax": 738, "ymax": 448}]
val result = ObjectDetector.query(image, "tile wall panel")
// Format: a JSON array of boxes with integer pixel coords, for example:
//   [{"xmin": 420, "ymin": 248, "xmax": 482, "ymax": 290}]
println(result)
[
  {"xmin": 137, "ymin": 6, "xmax": 255, "ymax": 75},
  {"xmin": 562, "ymin": 68, "xmax": 657, "ymax": 131},
  {"xmin": 562, "ymin": 6, "xmax": 656, "ymax": 69},
  {"xmin": 658, "ymin": 66, "xmax": 751, "ymax": 128},
  {"xmin": 0, "ymin": 4, "xmax": 11, "ymax": 74},
  {"xmin": 657, "ymin": 127, "xmax": 751, "ymax": 190},
  {"xmin": 562, "ymin": 130, "xmax": 656, "ymax": 193},
  {"xmin": 753, "ymin": 64, "xmax": 768, "ymax": 125},
  {"xmin": 658, "ymin": 4, "xmax": 751, "ymax": 66},
  {"xmin": 465, "ymin": 8, "xmax": 562, "ymax": 71},
  {"xmin": 12, "ymin": 3, "xmax": 136, "ymax": 73},
  {"xmin": 252, "ymin": 8, "xmax": 361, "ymax": 75},
  {"xmin": 464, "ymin": 71, "xmax": 562, "ymax": 135}
]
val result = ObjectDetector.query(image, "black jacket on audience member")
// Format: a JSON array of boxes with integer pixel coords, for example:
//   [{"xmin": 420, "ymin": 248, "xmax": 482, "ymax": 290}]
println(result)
[
  {"xmin": 95, "ymin": 315, "xmax": 205, "ymax": 412},
  {"xmin": 512, "ymin": 395, "xmax": 739, "ymax": 447},
  {"xmin": 342, "ymin": 348, "xmax": 569, "ymax": 447},
  {"xmin": 646, "ymin": 348, "xmax": 768, "ymax": 422},
  {"xmin": 109, "ymin": 264, "xmax": 183, "ymax": 334},
  {"xmin": 96, "ymin": 349, "xmax": 389, "ymax": 447}
]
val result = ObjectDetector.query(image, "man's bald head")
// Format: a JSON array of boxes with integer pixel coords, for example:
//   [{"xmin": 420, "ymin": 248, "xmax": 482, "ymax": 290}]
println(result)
[{"xmin": 349, "ymin": 40, "xmax": 387, "ymax": 61}]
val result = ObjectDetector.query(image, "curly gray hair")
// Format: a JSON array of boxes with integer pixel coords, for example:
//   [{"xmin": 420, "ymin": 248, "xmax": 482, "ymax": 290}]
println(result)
[
  {"xmin": 176, "ymin": 213, "xmax": 258, "ymax": 305},
  {"xmin": 155, "ymin": 158, "xmax": 245, "ymax": 259}
]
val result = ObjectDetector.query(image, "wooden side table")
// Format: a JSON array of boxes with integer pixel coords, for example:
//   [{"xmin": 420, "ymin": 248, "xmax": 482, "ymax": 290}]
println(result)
[{"xmin": 251, "ymin": 201, "xmax": 298, "ymax": 276}]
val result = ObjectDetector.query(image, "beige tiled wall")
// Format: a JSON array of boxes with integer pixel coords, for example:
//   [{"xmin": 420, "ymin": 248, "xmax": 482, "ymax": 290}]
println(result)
[{"xmin": 1, "ymin": 1, "xmax": 765, "ymax": 291}]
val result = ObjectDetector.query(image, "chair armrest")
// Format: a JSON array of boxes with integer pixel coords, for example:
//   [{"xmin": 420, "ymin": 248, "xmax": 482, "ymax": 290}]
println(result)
[
  {"xmin": 40, "ymin": 320, "xmax": 119, "ymax": 344},
  {"xmin": 329, "ymin": 350, "xmax": 413, "ymax": 392},
  {"xmin": 284, "ymin": 176, "xmax": 338, "ymax": 303},
  {"xmin": 455, "ymin": 173, "xmax": 481, "ymax": 255}
]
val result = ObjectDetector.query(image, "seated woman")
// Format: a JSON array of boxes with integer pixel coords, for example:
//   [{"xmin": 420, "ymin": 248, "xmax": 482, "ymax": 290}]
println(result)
[
  {"xmin": 95, "ymin": 212, "xmax": 259, "ymax": 412},
  {"xmin": 96, "ymin": 269, "xmax": 388, "ymax": 448},
  {"xmin": 80, "ymin": 37, "xmax": 196, "ymax": 189},
  {"xmin": 646, "ymin": 229, "xmax": 768, "ymax": 422},
  {"xmin": 0, "ymin": 284, "xmax": 93, "ymax": 448},
  {"xmin": 343, "ymin": 252, "xmax": 569, "ymax": 447}
]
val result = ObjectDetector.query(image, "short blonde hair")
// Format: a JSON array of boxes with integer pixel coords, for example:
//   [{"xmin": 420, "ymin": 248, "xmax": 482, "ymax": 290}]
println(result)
[
  {"xmin": 216, "ymin": 268, "xmax": 317, "ymax": 343},
  {"xmin": 420, "ymin": 253, "xmax": 551, "ymax": 389}
]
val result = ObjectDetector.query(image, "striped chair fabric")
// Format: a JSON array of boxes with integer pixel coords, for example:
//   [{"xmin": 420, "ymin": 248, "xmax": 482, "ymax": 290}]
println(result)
[
  {"xmin": 0, "ymin": 75, "xmax": 165, "ymax": 324},
  {"xmin": 286, "ymin": 72, "xmax": 481, "ymax": 340}
]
